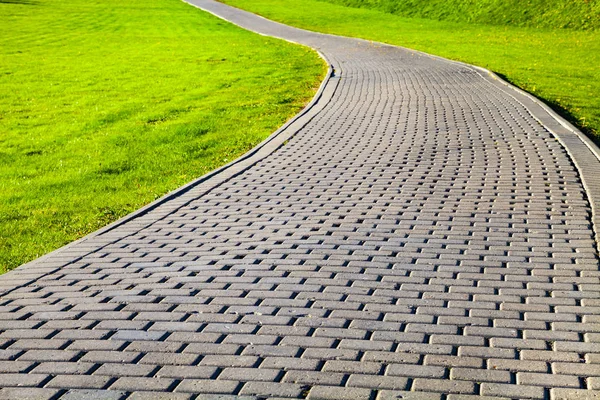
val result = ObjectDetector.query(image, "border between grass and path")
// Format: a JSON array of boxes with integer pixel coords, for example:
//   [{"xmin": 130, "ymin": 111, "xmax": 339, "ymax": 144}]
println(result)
[
  {"xmin": 0, "ymin": 28, "xmax": 338, "ymax": 293},
  {"xmin": 405, "ymin": 46, "xmax": 600, "ymax": 253},
  {"xmin": 477, "ymin": 67, "xmax": 600, "ymax": 251},
  {"xmin": 397, "ymin": 38, "xmax": 600, "ymax": 251}
]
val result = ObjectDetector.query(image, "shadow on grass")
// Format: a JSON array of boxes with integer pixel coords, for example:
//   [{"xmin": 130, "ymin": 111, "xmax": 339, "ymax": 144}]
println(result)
[
  {"xmin": 0, "ymin": 0, "xmax": 37, "ymax": 4},
  {"xmin": 496, "ymin": 71, "xmax": 599, "ymax": 148}
]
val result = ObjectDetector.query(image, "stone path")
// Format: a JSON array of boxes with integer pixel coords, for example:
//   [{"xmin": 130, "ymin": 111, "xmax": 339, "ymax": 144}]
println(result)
[{"xmin": 2, "ymin": 1, "xmax": 600, "ymax": 399}]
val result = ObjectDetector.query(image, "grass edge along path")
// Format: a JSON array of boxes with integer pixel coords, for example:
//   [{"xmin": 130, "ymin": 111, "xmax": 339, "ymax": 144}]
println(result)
[
  {"xmin": 220, "ymin": 0, "xmax": 600, "ymax": 145},
  {"xmin": 0, "ymin": 0, "xmax": 325, "ymax": 273}
]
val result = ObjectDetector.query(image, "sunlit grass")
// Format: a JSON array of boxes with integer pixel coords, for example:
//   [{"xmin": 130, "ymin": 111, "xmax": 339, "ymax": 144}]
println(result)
[{"xmin": 0, "ymin": 0, "xmax": 325, "ymax": 272}]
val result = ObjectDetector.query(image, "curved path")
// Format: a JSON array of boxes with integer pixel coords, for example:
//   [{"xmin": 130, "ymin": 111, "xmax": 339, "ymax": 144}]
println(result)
[{"xmin": 2, "ymin": 1, "xmax": 600, "ymax": 399}]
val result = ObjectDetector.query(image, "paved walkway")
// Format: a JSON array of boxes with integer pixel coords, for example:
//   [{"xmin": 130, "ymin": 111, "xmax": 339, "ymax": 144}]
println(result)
[{"xmin": 2, "ymin": 1, "xmax": 600, "ymax": 399}]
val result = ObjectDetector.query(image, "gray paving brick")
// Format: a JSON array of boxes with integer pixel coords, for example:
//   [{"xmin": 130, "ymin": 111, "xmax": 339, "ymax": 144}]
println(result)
[
  {"xmin": 175, "ymin": 379, "xmax": 241, "ymax": 394},
  {"xmin": 110, "ymin": 330, "xmax": 168, "ymax": 341},
  {"xmin": 487, "ymin": 359, "xmax": 547, "ymax": 373},
  {"xmin": 33, "ymin": 361, "xmax": 96, "ymax": 375},
  {"xmin": 94, "ymin": 363, "xmax": 157, "ymax": 377},
  {"xmin": 307, "ymin": 386, "xmax": 373, "ymax": 400},
  {"xmin": 450, "ymin": 367, "xmax": 511, "ymax": 383},
  {"xmin": 18, "ymin": 349, "xmax": 81, "ymax": 362},
  {"xmin": 10, "ymin": 339, "xmax": 69, "ymax": 350},
  {"xmin": 348, "ymin": 374, "xmax": 409, "ymax": 390},
  {"xmin": 387, "ymin": 364, "xmax": 445, "ymax": 378},
  {"xmin": 60, "ymin": 389, "xmax": 127, "ymax": 400},
  {"xmin": 446, "ymin": 396, "xmax": 510, "ymax": 400},
  {"xmin": 413, "ymin": 378, "xmax": 476, "ymax": 394},
  {"xmin": 481, "ymin": 383, "xmax": 546, "ymax": 399},
  {"xmin": 323, "ymin": 360, "xmax": 382, "ymax": 374},
  {"xmin": 0, "ymin": 388, "xmax": 62, "ymax": 400},
  {"xmin": 46, "ymin": 374, "xmax": 112, "ymax": 390},
  {"xmin": 125, "ymin": 341, "xmax": 183, "ymax": 353},
  {"xmin": 378, "ymin": 392, "xmax": 442, "ymax": 400},
  {"xmin": 139, "ymin": 353, "xmax": 199, "ymax": 366},
  {"xmin": 283, "ymin": 370, "xmax": 345, "ymax": 386},
  {"xmin": 68, "ymin": 340, "xmax": 128, "ymax": 351},
  {"xmin": 242, "ymin": 344, "xmax": 299, "ymax": 358},
  {"xmin": 0, "ymin": 373, "xmax": 49, "ymax": 387},
  {"xmin": 79, "ymin": 351, "xmax": 141, "ymax": 364},
  {"xmin": 156, "ymin": 365, "xmax": 217, "ymax": 379},
  {"xmin": 260, "ymin": 357, "xmax": 319, "ymax": 371},
  {"xmin": 0, "ymin": 361, "xmax": 34, "ymax": 373},
  {"xmin": 184, "ymin": 343, "xmax": 241, "ymax": 356},
  {"xmin": 550, "ymin": 388, "xmax": 600, "ymax": 400},
  {"xmin": 219, "ymin": 367, "xmax": 281, "ymax": 382},
  {"xmin": 128, "ymin": 392, "xmax": 192, "ymax": 400},
  {"xmin": 109, "ymin": 377, "xmax": 176, "ymax": 391},
  {"xmin": 239, "ymin": 381, "xmax": 306, "ymax": 398},
  {"xmin": 517, "ymin": 371, "xmax": 581, "ymax": 388},
  {"xmin": 200, "ymin": 355, "xmax": 260, "ymax": 368},
  {"xmin": 521, "ymin": 349, "xmax": 582, "ymax": 362},
  {"xmin": 552, "ymin": 362, "xmax": 600, "ymax": 376}
]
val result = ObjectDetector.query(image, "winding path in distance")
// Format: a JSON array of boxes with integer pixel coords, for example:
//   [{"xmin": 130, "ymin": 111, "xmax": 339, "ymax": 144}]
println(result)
[{"xmin": 1, "ymin": 0, "xmax": 600, "ymax": 399}]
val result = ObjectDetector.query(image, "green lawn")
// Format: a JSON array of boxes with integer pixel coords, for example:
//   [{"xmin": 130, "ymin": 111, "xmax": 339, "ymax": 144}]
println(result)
[
  {"xmin": 221, "ymin": 0, "xmax": 600, "ymax": 143},
  {"xmin": 321, "ymin": 0, "xmax": 600, "ymax": 30},
  {"xmin": 0, "ymin": 0, "xmax": 325, "ymax": 273}
]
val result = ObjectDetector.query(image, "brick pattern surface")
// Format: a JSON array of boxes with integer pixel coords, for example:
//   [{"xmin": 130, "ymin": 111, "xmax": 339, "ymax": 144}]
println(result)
[{"xmin": 1, "ymin": 0, "xmax": 599, "ymax": 398}]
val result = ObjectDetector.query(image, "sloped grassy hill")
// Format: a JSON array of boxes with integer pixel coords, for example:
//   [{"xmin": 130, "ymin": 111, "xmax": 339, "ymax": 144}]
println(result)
[{"xmin": 323, "ymin": 0, "xmax": 599, "ymax": 30}]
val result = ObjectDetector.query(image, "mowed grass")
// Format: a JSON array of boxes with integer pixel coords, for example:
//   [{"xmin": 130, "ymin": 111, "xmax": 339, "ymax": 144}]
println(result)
[
  {"xmin": 0, "ymin": 0, "xmax": 325, "ymax": 272},
  {"xmin": 322, "ymin": 0, "xmax": 600, "ymax": 30},
  {"xmin": 222, "ymin": 0, "xmax": 600, "ymax": 142}
]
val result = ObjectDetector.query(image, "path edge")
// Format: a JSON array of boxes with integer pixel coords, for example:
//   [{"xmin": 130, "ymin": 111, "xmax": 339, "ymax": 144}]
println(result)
[{"xmin": 469, "ymin": 65, "xmax": 600, "ymax": 252}]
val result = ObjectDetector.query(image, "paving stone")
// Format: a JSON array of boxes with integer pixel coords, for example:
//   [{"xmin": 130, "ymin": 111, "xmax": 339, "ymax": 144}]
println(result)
[
  {"xmin": 156, "ymin": 365, "xmax": 218, "ymax": 379},
  {"xmin": 175, "ymin": 379, "xmax": 241, "ymax": 394},
  {"xmin": 137, "ymin": 352, "xmax": 198, "ymax": 365},
  {"xmin": 323, "ymin": 360, "xmax": 382, "ymax": 374},
  {"xmin": 60, "ymin": 389, "xmax": 127, "ymax": 400},
  {"xmin": 378, "ymin": 391, "xmax": 442, "ymax": 400},
  {"xmin": 450, "ymin": 367, "xmax": 511, "ymax": 383},
  {"xmin": 0, "ymin": 373, "xmax": 50, "ymax": 387},
  {"xmin": 94, "ymin": 363, "xmax": 157, "ymax": 377},
  {"xmin": 446, "ymin": 396, "xmax": 510, "ymax": 400},
  {"xmin": 110, "ymin": 330, "xmax": 168, "ymax": 341},
  {"xmin": 109, "ymin": 377, "xmax": 177, "ymax": 391},
  {"xmin": 0, "ymin": 361, "xmax": 34, "ymax": 373},
  {"xmin": 550, "ymin": 388, "xmax": 600, "ymax": 400},
  {"xmin": 79, "ymin": 351, "xmax": 141, "ymax": 364},
  {"xmin": 33, "ymin": 362, "xmax": 96, "ymax": 375},
  {"xmin": 260, "ymin": 357, "xmax": 320, "ymax": 371},
  {"xmin": 128, "ymin": 392, "xmax": 193, "ymax": 400},
  {"xmin": 481, "ymin": 383, "xmax": 546, "ymax": 399},
  {"xmin": 348, "ymin": 374, "xmax": 409, "ymax": 390},
  {"xmin": 283, "ymin": 370, "xmax": 345, "ymax": 386},
  {"xmin": 219, "ymin": 367, "xmax": 282, "ymax": 382},
  {"xmin": 0, "ymin": 388, "xmax": 62, "ymax": 400},
  {"xmin": 424, "ymin": 355, "xmax": 483, "ymax": 369},
  {"xmin": 307, "ymin": 386, "xmax": 373, "ymax": 400},
  {"xmin": 552, "ymin": 362, "xmax": 600, "ymax": 376},
  {"xmin": 200, "ymin": 355, "xmax": 260, "ymax": 368},
  {"xmin": 238, "ymin": 381, "xmax": 306, "ymax": 398},
  {"xmin": 46, "ymin": 374, "xmax": 112, "ymax": 390},
  {"xmin": 517, "ymin": 372, "xmax": 580, "ymax": 388},
  {"xmin": 413, "ymin": 378, "xmax": 476, "ymax": 394}
]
